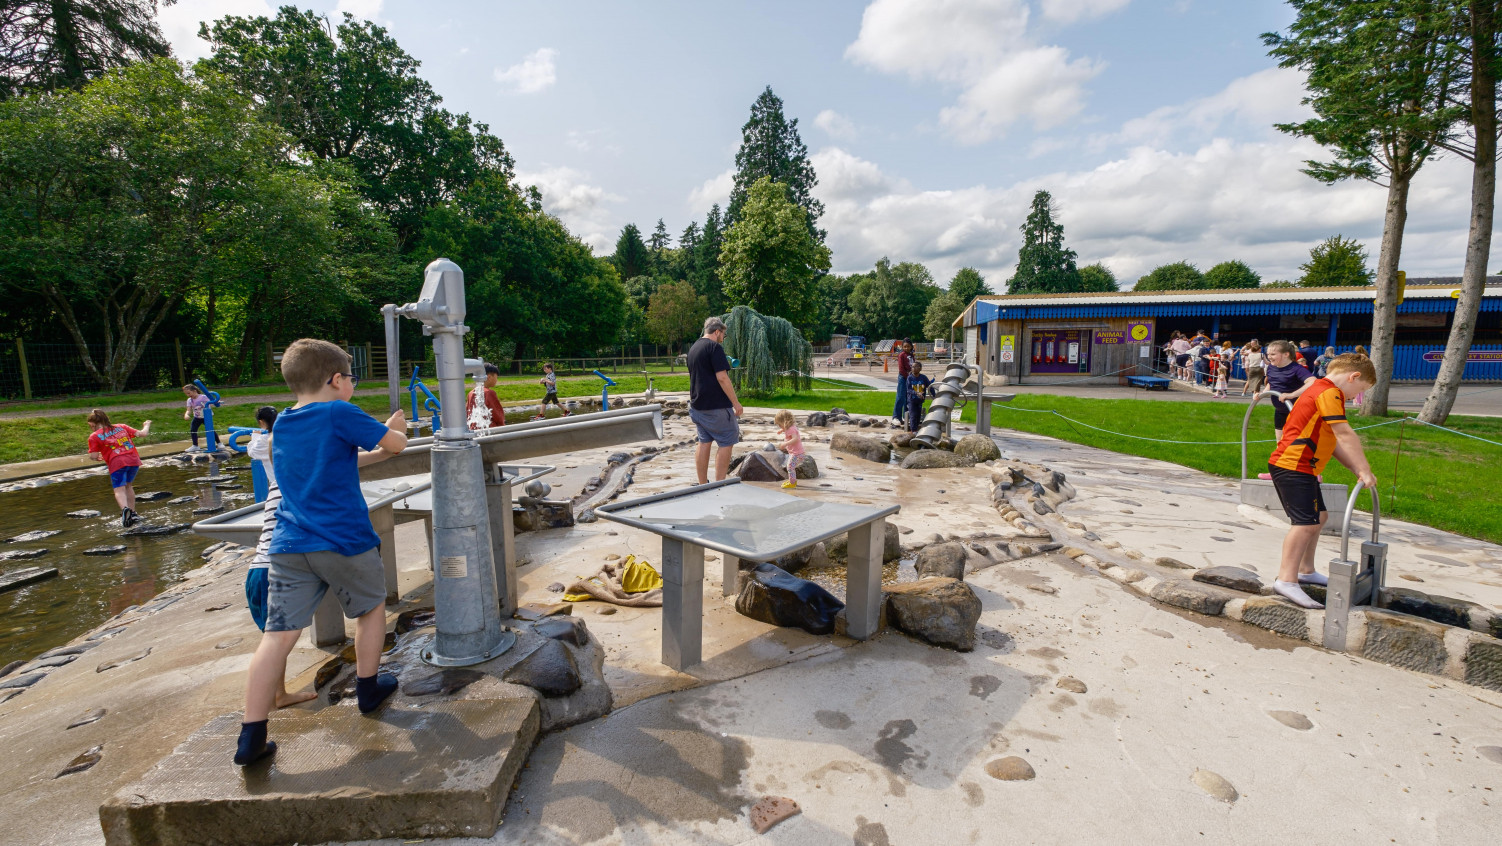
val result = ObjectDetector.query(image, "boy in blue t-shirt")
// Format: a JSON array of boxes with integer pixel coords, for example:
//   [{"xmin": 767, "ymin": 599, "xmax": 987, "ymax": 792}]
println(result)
[
  {"xmin": 906, "ymin": 362, "xmax": 935, "ymax": 432},
  {"xmin": 235, "ymin": 339, "xmax": 408, "ymax": 766}
]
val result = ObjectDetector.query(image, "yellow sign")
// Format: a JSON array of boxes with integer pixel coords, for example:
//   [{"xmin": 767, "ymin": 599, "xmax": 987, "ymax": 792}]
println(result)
[
  {"xmin": 1000, "ymin": 334, "xmax": 1015, "ymax": 350},
  {"xmin": 1451, "ymin": 289, "xmax": 1462, "ymax": 299},
  {"xmin": 1129, "ymin": 323, "xmax": 1151, "ymax": 342}
]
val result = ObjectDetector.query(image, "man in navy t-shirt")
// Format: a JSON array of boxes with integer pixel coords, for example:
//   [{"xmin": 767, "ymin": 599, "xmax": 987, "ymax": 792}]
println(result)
[{"xmin": 687, "ymin": 316, "xmax": 744, "ymax": 484}]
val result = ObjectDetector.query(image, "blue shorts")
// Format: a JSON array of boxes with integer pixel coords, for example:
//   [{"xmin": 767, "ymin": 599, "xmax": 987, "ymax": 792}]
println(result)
[
  {"xmin": 689, "ymin": 406, "xmax": 740, "ymax": 448},
  {"xmin": 245, "ymin": 567, "xmax": 269, "ymax": 631},
  {"xmin": 109, "ymin": 465, "xmax": 139, "ymax": 488}
]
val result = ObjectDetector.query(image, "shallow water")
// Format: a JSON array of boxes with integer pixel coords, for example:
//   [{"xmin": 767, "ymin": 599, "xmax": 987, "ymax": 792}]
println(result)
[{"xmin": 0, "ymin": 457, "xmax": 244, "ymax": 666}]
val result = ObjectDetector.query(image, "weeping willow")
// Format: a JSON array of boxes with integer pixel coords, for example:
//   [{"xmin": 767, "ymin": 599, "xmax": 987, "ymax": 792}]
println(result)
[{"xmin": 721, "ymin": 305, "xmax": 813, "ymax": 396}]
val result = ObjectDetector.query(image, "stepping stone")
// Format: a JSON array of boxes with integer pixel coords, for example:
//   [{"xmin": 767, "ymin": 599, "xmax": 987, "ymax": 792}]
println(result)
[
  {"xmin": 1192, "ymin": 566, "xmax": 1263, "ymax": 594},
  {"xmin": 136, "ymin": 491, "xmax": 174, "ymax": 502},
  {"xmin": 83, "ymin": 546, "xmax": 127, "ymax": 556},
  {"xmin": 168, "ymin": 496, "xmax": 196, "ymax": 505},
  {"xmin": 56, "ymin": 745, "xmax": 103, "ymax": 778},
  {"xmin": 0, "ymin": 566, "xmax": 58, "ymax": 592},
  {"xmin": 66, "ymin": 510, "xmax": 101, "ymax": 519},
  {"xmin": 7, "ymin": 530, "xmax": 59, "ymax": 543},
  {"xmin": 121, "ymin": 523, "xmax": 191, "ymax": 537},
  {"xmin": 0, "ymin": 549, "xmax": 47, "ymax": 561}
]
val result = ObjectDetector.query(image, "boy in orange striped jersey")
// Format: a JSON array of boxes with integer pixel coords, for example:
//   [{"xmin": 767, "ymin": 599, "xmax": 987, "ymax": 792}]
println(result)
[{"xmin": 1266, "ymin": 354, "xmax": 1378, "ymax": 609}]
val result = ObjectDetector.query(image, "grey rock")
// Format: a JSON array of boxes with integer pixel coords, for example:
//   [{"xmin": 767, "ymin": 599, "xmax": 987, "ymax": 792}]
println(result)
[
  {"xmin": 829, "ymin": 432, "xmax": 892, "ymax": 464},
  {"xmin": 400, "ymin": 669, "xmax": 483, "ymax": 697},
  {"xmin": 0, "ymin": 672, "xmax": 45, "ymax": 690},
  {"xmin": 774, "ymin": 541, "xmax": 829, "ymax": 573},
  {"xmin": 954, "ymin": 434, "xmax": 1001, "ymax": 463},
  {"xmin": 96, "ymin": 647, "xmax": 152, "ymax": 673},
  {"xmin": 1361, "ymin": 609, "xmax": 1448, "ymax": 675},
  {"xmin": 1463, "ymin": 638, "xmax": 1502, "ymax": 693},
  {"xmin": 120, "ymin": 523, "xmax": 191, "ymax": 537},
  {"xmin": 1149, "ymin": 580, "xmax": 1236, "ymax": 616},
  {"xmin": 1192, "ymin": 566, "xmax": 1263, "ymax": 594},
  {"xmin": 28, "ymin": 654, "xmax": 77, "ymax": 670},
  {"xmin": 503, "ymin": 638, "xmax": 582, "ymax": 697},
  {"xmin": 67, "ymin": 708, "xmax": 107, "ymax": 729},
  {"xmin": 857, "ymin": 418, "xmax": 871, "ymax": 428},
  {"xmin": 826, "ymin": 522, "xmax": 902, "ymax": 563},
  {"xmin": 0, "ymin": 549, "xmax": 48, "ymax": 561},
  {"xmin": 1155, "ymin": 556, "xmax": 1194, "ymax": 570},
  {"xmin": 55, "ymin": 745, "xmax": 102, "ymax": 778},
  {"xmin": 136, "ymin": 491, "xmax": 174, "ymax": 501},
  {"xmin": 735, "ymin": 564, "xmax": 845, "ymax": 635},
  {"xmin": 1381, "ymin": 587, "xmax": 1483, "ymax": 630},
  {"xmin": 1240, "ymin": 596, "xmax": 1309, "ymax": 640},
  {"xmin": 1268, "ymin": 710, "xmax": 1313, "ymax": 731},
  {"xmin": 805, "ymin": 412, "xmax": 829, "ymax": 427},
  {"xmin": 6, "ymin": 530, "xmax": 59, "ymax": 543},
  {"xmin": 889, "ymin": 431, "xmax": 915, "ymax": 448},
  {"xmin": 0, "ymin": 565, "xmax": 57, "ymax": 590},
  {"xmin": 168, "ymin": 496, "xmax": 195, "ymax": 505},
  {"xmin": 900, "ymin": 450, "xmax": 975, "ymax": 470},
  {"xmin": 534, "ymin": 616, "xmax": 588, "ymax": 646},
  {"xmin": 1032, "ymin": 501, "xmax": 1053, "ymax": 515},
  {"xmin": 915, "ymin": 543, "xmax": 967, "ymax": 580},
  {"xmin": 66, "ymin": 510, "xmax": 101, "ymax": 519},
  {"xmin": 884, "ymin": 577, "xmax": 982, "ymax": 651},
  {"xmin": 39, "ymin": 642, "xmax": 98, "ymax": 659}
]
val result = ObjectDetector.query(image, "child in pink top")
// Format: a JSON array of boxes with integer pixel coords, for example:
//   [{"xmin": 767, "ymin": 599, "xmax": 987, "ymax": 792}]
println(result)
[{"xmin": 774, "ymin": 410, "xmax": 805, "ymax": 489}]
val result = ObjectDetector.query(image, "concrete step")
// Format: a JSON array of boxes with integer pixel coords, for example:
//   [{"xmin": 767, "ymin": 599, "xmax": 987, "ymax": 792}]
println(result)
[{"xmin": 99, "ymin": 696, "xmax": 540, "ymax": 846}]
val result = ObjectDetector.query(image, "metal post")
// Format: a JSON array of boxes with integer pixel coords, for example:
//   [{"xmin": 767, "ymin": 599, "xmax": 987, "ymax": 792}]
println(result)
[
  {"xmin": 722, "ymin": 553, "xmax": 740, "ymax": 597},
  {"xmin": 174, "ymin": 338, "xmax": 185, "ymax": 386},
  {"xmin": 660, "ymin": 537, "xmax": 704, "ymax": 670},
  {"xmin": 383, "ymin": 304, "xmax": 400, "ymax": 415},
  {"xmin": 845, "ymin": 518, "xmax": 884, "ymax": 640},
  {"xmin": 15, "ymin": 339, "xmax": 31, "ymax": 400},
  {"xmin": 485, "ymin": 465, "xmax": 519, "ymax": 618},
  {"xmin": 397, "ymin": 259, "xmax": 512, "ymax": 667},
  {"xmin": 1323, "ymin": 483, "xmax": 1385, "ymax": 651}
]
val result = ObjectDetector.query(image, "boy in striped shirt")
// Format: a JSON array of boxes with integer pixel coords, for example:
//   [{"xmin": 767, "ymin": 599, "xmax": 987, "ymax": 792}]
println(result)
[{"xmin": 1265, "ymin": 353, "xmax": 1378, "ymax": 609}]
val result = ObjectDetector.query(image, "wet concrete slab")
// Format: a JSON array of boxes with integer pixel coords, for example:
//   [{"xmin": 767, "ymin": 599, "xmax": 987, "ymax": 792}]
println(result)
[{"xmin": 99, "ymin": 698, "xmax": 539, "ymax": 846}]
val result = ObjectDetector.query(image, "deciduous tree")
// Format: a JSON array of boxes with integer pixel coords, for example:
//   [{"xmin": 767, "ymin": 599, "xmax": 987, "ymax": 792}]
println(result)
[
  {"xmin": 719, "ymin": 176, "xmax": 830, "ymax": 329},
  {"xmin": 1134, "ymin": 261, "xmax": 1206, "ymax": 291},
  {"xmin": 846, "ymin": 258, "xmax": 939, "ymax": 340},
  {"xmin": 646, "ymin": 280, "xmax": 708, "ymax": 354},
  {"xmin": 1077, "ymin": 262, "xmax": 1118, "ymax": 291},
  {"xmin": 1299, "ymin": 235, "xmax": 1374, "ymax": 287},
  {"xmin": 1204, "ymin": 260, "xmax": 1262, "ymax": 289}
]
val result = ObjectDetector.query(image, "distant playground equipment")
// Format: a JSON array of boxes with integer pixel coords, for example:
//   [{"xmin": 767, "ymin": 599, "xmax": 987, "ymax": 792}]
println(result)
[
  {"xmin": 1239, "ymin": 392, "xmax": 1348, "ymax": 534},
  {"xmin": 1323, "ymin": 482, "xmax": 1387, "ymax": 651},
  {"xmin": 593, "ymin": 370, "xmax": 616, "ymax": 407},
  {"xmin": 191, "ymin": 378, "xmax": 224, "ymax": 452},
  {"xmin": 408, "ymin": 365, "xmax": 441, "ymax": 435}
]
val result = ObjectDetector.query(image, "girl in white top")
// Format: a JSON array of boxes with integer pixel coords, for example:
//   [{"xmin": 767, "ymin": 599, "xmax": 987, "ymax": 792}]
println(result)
[{"xmin": 245, "ymin": 405, "xmax": 313, "ymax": 708}]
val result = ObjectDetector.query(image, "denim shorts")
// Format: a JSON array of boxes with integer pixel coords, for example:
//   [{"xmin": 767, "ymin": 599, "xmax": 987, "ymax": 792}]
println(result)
[
  {"xmin": 109, "ymin": 465, "xmax": 139, "ymax": 488},
  {"xmin": 689, "ymin": 406, "xmax": 741, "ymax": 447},
  {"xmin": 264, "ymin": 548, "xmax": 386, "ymax": 632}
]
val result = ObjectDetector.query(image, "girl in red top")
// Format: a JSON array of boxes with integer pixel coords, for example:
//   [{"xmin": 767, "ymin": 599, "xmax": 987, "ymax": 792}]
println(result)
[{"xmin": 87, "ymin": 409, "xmax": 152, "ymax": 527}]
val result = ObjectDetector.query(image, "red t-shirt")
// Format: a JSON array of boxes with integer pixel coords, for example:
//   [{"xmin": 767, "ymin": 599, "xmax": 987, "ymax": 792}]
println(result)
[
  {"xmin": 465, "ymin": 387, "xmax": 506, "ymax": 429},
  {"xmin": 897, "ymin": 350, "xmax": 913, "ymax": 376},
  {"xmin": 88, "ymin": 425, "xmax": 142, "ymax": 472}
]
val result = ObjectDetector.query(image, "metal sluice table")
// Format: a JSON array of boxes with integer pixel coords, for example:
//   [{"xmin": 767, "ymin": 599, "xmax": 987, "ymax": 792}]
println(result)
[{"xmin": 596, "ymin": 479, "xmax": 900, "ymax": 670}]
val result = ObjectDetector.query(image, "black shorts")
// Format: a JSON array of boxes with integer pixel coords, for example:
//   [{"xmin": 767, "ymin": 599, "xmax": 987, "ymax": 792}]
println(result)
[
  {"xmin": 1272, "ymin": 401, "xmax": 1291, "ymax": 431},
  {"xmin": 1269, "ymin": 465, "xmax": 1326, "ymax": 526},
  {"xmin": 1175, "ymin": 354, "xmax": 1191, "ymax": 367},
  {"xmin": 543, "ymin": 390, "xmax": 559, "ymax": 405}
]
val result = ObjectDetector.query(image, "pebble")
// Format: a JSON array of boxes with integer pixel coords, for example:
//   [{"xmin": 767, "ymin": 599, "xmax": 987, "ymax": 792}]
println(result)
[
  {"xmin": 546, "ymin": 582, "xmax": 566, "ymax": 593},
  {"xmin": 96, "ymin": 648, "xmax": 151, "ymax": 673},
  {"xmin": 1190, "ymin": 769, "xmax": 1238, "ymax": 803},
  {"xmin": 749, "ymin": 796, "xmax": 801, "ymax": 834},
  {"xmin": 1399, "ymin": 574, "xmax": 1425, "ymax": 582},
  {"xmin": 595, "ymin": 607, "xmax": 617, "ymax": 615},
  {"xmin": 66, "ymin": 510, "xmax": 101, "ymax": 519},
  {"xmin": 55, "ymin": 745, "xmax": 103, "ymax": 778},
  {"xmin": 214, "ymin": 638, "xmax": 243, "ymax": 650},
  {"xmin": 1268, "ymin": 710, "xmax": 1313, "ymax": 731},
  {"xmin": 1056, "ymin": 677, "xmax": 1088, "ymax": 694},
  {"xmin": 1026, "ymin": 584, "xmax": 1058, "ymax": 595},
  {"xmin": 67, "ymin": 708, "xmax": 106, "ymax": 729},
  {"xmin": 984, "ymin": 756, "xmax": 1036, "ymax": 781},
  {"xmin": 203, "ymin": 603, "xmax": 231, "ymax": 612},
  {"xmin": 604, "ymin": 554, "xmax": 621, "ymax": 561}
]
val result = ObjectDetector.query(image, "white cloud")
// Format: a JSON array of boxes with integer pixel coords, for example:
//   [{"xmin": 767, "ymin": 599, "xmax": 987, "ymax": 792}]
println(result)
[
  {"xmin": 687, "ymin": 168, "xmax": 735, "ymax": 216},
  {"xmin": 1039, "ymin": 0, "xmax": 1130, "ymax": 24},
  {"xmin": 158, "ymin": 0, "xmax": 275, "ymax": 61},
  {"xmin": 808, "ymin": 68, "xmax": 1484, "ymax": 287},
  {"xmin": 516, "ymin": 166, "xmax": 623, "ymax": 253},
  {"xmin": 815, "ymin": 109, "xmax": 860, "ymax": 140},
  {"xmin": 845, "ymin": 0, "xmax": 1101, "ymax": 142},
  {"xmin": 494, "ymin": 48, "xmax": 558, "ymax": 95},
  {"xmin": 334, "ymin": 0, "xmax": 384, "ymax": 21},
  {"xmin": 564, "ymin": 129, "xmax": 621, "ymax": 156}
]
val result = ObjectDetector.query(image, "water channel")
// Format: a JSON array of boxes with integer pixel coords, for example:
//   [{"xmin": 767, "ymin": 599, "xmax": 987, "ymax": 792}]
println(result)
[{"xmin": 0, "ymin": 457, "xmax": 243, "ymax": 667}]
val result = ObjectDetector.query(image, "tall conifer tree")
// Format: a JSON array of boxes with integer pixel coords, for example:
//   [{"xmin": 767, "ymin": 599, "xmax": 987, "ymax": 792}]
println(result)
[
  {"xmin": 727, "ymin": 86, "xmax": 825, "ymax": 244},
  {"xmin": 1007, "ymin": 191, "xmax": 1080, "ymax": 294}
]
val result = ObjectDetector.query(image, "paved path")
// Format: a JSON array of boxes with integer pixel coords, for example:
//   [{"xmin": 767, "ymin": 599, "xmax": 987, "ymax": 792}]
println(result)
[{"xmin": 822, "ymin": 365, "xmax": 1502, "ymax": 416}]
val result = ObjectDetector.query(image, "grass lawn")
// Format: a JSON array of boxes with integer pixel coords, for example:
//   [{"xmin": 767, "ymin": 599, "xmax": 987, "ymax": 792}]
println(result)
[
  {"xmin": 760, "ymin": 389, "xmax": 1502, "ymax": 545},
  {"xmin": 0, "ymin": 376, "xmax": 871, "ymax": 465}
]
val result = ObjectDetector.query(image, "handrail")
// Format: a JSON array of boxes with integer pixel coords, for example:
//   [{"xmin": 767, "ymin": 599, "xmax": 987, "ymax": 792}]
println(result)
[
  {"xmin": 1239, "ymin": 391, "xmax": 1272, "ymax": 481},
  {"xmin": 1339, "ymin": 480, "xmax": 1382, "ymax": 563}
]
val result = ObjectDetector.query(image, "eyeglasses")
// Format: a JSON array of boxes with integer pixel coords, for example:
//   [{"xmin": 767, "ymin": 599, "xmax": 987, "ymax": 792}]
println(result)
[{"xmin": 328, "ymin": 373, "xmax": 360, "ymax": 388}]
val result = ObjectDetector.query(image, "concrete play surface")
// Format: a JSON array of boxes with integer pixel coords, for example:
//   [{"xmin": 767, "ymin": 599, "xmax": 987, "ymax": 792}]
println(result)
[{"xmin": 0, "ymin": 405, "xmax": 1498, "ymax": 845}]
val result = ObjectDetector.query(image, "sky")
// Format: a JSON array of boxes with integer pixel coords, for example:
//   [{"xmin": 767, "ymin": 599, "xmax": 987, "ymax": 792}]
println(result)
[{"xmin": 158, "ymin": 0, "xmax": 1491, "ymax": 288}]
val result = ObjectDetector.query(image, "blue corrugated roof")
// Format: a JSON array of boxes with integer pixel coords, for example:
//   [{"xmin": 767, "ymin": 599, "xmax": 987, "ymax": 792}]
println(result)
[{"xmin": 976, "ymin": 296, "xmax": 1500, "ymax": 322}]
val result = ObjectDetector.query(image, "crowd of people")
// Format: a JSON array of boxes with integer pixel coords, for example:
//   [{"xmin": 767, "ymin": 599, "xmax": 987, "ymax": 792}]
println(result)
[{"xmin": 1162, "ymin": 330, "xmax": 1365, "ymax": 403}]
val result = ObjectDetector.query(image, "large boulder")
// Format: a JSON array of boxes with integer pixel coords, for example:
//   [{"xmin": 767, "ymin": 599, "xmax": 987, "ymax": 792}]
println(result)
[
  {"xmin": 889, "ymin": 431, "xmax": 915, "ymax": 448},
  {"xmin": 884, "ymin": 577, "xmax": 982, "ymax": 651},
  {"xmin": 915, "ymin": 543, "xmax": 967, "ymax": 580},
  {"xmin": 735, "ymin": 563, "xmax": 845, "ymax": 635},
  {"xmin": 774, "ymin": 541, "xmax": 830, "ymax": 573},
  {"xmin": 900, "ymin": 450, "xmax": 976, "ymax": 470},
  {"xmin": 826, "ymin": 521, "xmax": 902, "ymax": 563},
  {"xmin": 830, "ymin": 432, "xmax": 891, "ymax": 464},
  {"xmin": 954, "ymin": 434, "xmax": 1001, "ymax": 463},
  {"xmin": 805, "ymin": 412, "xmax": 829, "ymax": 427},
  {"xmin": 737, "ymin": 451, "xmax": 819, "ymax": 482}
]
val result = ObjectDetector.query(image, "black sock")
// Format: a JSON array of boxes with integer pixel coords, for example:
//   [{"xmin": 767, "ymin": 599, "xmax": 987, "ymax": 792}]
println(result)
[
  {"xmin": 356, "ymin": 672, "xmax": 397, "ymax": 714},
  {"xmin": 234, "ymin": 720, "xmax": 276, "ymax": 765}
]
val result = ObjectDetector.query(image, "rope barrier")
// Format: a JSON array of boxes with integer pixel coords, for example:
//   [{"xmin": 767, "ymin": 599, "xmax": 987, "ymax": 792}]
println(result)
[
  {"xmin": 1410, "ymin": 418, "xmax": 1502, "ymax": 449},
  {"xmin": 989, "ymin": 403, "xmax": 1408, "ymax": 445}
]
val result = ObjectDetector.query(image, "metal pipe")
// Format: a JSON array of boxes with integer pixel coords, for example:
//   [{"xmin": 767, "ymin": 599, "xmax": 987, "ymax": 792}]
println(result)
[
  {"xmin": 359, "ymin": 405, "xmax": 664, "ymax": 483},
  {"xmin": 1339, "ymin": 481, "xmax": 1382, "ymax": 563},
  {"xmin": 383, "ymin": 303, "xmax": 399, "ymax": 415},
  {"xmin": 1239, "ymin": 392, "xmax": 1272, "ymax": 481}
]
